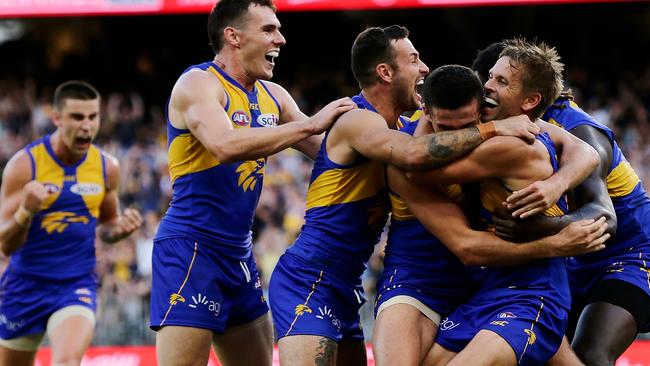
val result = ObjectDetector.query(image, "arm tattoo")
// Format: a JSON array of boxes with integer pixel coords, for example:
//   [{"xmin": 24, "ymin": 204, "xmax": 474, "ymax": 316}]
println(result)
[
  {"xmin": 426, "ymin": 126, "xmax": 483, "ymax": 168},
  {"xmin": 314, "ymin": 337, "xmax": 336, "ymax": 366}
]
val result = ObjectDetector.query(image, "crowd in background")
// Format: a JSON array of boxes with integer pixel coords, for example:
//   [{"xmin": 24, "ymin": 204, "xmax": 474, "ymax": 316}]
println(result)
[{"xmin": 1, "ymin": 10, "xmax": 650, "ymax": 342}]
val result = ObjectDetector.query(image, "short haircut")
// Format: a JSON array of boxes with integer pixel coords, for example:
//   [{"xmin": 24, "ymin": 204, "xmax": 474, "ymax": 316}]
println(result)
[
  {"xmin": 207, "ymin": 0, "xmax": 276, "ymax": 54},
  {"xmin": 423, "ymin": 64, "xmax": 483, "ymax": 111},
  {"xmin": 351, "ymin": 25, "xmax": 409, "ymax": 89},
  {"xmin": 501, "ymin": 38, "xmax": 564, "ymax": 118},
  {"xmin": 471, "ymin": 41, "xmax": 505, "ymax": 85},
  {"xmin": 53, "ymin": 80, "xmax": 100, "ymax": 110}
]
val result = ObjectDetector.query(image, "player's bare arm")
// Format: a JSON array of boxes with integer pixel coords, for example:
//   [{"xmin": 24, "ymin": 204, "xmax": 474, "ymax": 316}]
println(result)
[
  {"xmin": 330, "ymin": 110, "xmax": 539, "ymax": 170},
  {"xmin": 265, "ymin": 80, "xmax": 322, "ymax": 160},
  {"xmin": 170, "ymin": 69, "xmax": 355, "ymax": 163},
  {"xmin": 493, "ymin": 124, "xmax": 617, "ymax": 241},
  {"xmin": 407, "ymin": 135, "xmax": 549, "ymax": 186},
  {"xmin": 387, "ymin": 165, "xmax": 608, "ymax": 266},
  {"xmin": 0, "ymin": 151, "xmax": 49, "ymax": 256},
  {"xmin": 505, "ymin": 120, "xmax": 600, "ymax": 218},
  {"xmin": 96, "ymin": 153, "xmax": 143, "ymax": 243}
]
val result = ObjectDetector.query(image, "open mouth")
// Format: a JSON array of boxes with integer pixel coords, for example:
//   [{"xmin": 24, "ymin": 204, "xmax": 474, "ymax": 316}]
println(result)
[
  {"xmin": 74, "ymin": 136, "xmax": 92, "ymax": 148},
  {"xmin": 265, "ymin": 50, "xmax": 279, "ymax": 66},
  {"xmin": 483, "ymin": 96, "xmax": 498, "ymax": 109},
  {"xmin": 415, "ymin": 78, "xmax": 424, "ymax": 102}
]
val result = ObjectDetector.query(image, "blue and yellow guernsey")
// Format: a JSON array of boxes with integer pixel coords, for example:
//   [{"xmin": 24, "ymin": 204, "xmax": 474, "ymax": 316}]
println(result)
[
  {"xmin": 286, "ymin": 94, "xmax": 398, "ymax": 277},
  {"xmin": 543, "ymin": 97, "xmax": 650, "ymax": 262},
  {"xmin": 155, "ymin": 62, "xmax": 281, "ymax": 259},
  {"xmin": 480, "ymin": 133, "xmax": 570, "ymax": 295},
  {"xmin": 385, "ymin": 120, "xmax": 467, "ymax": 268},
  {"xmin": 8, "ymin": 135, "xmax": 106, "ymax": 280}
]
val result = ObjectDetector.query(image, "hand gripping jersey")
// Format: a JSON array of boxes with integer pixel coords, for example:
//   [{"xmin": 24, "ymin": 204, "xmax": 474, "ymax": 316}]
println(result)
[
  {"xmin": 543, "ymin": 97, "xmax": 650, "ymax": 263},
  {"xmin": 155, "ymin": 62, "xmax": 281, "ymax": 259},
  {"xmin": 8, "ymin": 135, "xmax": 106, "ymax": 280}
]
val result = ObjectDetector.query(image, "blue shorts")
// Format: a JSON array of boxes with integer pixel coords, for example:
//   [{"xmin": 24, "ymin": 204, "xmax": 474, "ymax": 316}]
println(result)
[
  {"xmin": 150, "ymin": 238, "xmax": 268, "ymax": 333},
  {"xmin": 375, "ymin": 260, "xmax": 482, "ymax": 319},
  {"xmin": 435, "ymin": 289, "xmax": 568, "ymax": 366},
  {"xmin": 567, "ymin": 243, "xmax": 650, "ymax": 331},
  {"xmin": 268, "ymin": 253, "xmax": 365, "ymax": 342},
  {"xmin": 0, "ymin": 270, "xmax": 97, "ymax": 339}
]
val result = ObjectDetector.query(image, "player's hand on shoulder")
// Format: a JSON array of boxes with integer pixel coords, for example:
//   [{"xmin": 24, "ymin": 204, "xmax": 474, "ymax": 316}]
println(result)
[
  {"xmin": 551, "ymin": 217, "xmax": 609, "ymax": 257},
  {"xmin": 491, "ymin": 114, "xmax": 540, "ymax": 144},
  {"xmin": 119, "ymin": 208, "xmax": 143, "ymax": 236},
  {"xmin": 21, "ymin": 181, "xmax": 48, "ymax": 214},
  {"xmin": 308, "ymin": 97, "xmax": 357, "ymax": 134}
]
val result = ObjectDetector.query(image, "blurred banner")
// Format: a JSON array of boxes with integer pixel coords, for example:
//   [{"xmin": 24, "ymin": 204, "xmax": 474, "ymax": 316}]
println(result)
[
  {"xmin": 34, "ymin": 341, "xmax": 650, "ymax": 366},
  {"xmin": 0, "ymin": 0, "xmax": 641, "ymax": 17}
]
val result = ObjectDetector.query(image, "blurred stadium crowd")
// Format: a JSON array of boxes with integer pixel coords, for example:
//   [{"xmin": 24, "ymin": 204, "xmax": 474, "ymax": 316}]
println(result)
[{"xmin": 1, "ymin": 4, "xmax": 650, "ymax": 344}]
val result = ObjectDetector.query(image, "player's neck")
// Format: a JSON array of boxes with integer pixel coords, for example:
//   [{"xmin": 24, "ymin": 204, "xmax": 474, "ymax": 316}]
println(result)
[
  {"xmin": 361, "ymin": 88, "xmax": 401, "ymax": 129},
  {"xmin": 50, "ymin": 132, "xmax": 85, "ymax": 165},
  {"xmin": 213, "ymin": 54, "xmax": 256, "ymax": 92}
]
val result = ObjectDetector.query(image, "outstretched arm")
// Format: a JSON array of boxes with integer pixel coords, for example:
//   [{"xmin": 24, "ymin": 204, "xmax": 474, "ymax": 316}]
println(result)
[
  {"xmin": 387, "ymin": 165, "xmax": 608, "ymax": 266},
  {"xmin": 338, "ymin": 111, "xmax": 539, "ymax": 171},
  {"xmin": 171, "ymin": 70, "xmax": 355, "ymax": 163},
  {"xmin": 505, "ymin": 120, "xmax": 599, "ymax": 218},
  {"xmin": 493, "ymin": 124, "xmax": 617, "ymax": 241},
  {"xmin": 96, "ymin": 154, "xmax": 143, "ymax": 243}
]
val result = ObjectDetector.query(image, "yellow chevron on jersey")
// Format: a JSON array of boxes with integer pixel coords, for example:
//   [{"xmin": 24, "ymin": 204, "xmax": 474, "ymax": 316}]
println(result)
[
  {"xmin": 607, "ymin": 161, "xmax": 641, "ymax": 197},
  {"xmin": 306, "ymin": 160, "xmax": 385, "ymax": 210},
  {"xmin": 28, "ymin": 142, "xmax": 105, "ymax": 217},
  {"xmin": 167, "ymin": 64, "xmax": 280, "ymax": 183}
]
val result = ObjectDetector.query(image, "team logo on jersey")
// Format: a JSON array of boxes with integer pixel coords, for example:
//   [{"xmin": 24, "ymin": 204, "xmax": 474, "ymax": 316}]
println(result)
[
  {"xmin": 490, "ymin": 320, "xmax": 508, "ymax": 327},
  {"xmin": 70, "ymin": 183, "xmax": 102, "ymax": 196},
  {"xmin": 43, "ymin": 183, "xmax": 60, "ymax": 194},
  {"xmin": 294, "ymin": 304, "xmax": 312, "ymax": 316},
  {"xmin": 236, "ymin": 159, "xmax": 265, "ymax": 192},
  {"xmin": 75, "ymin": 288, "xmax": 92, "ymax": 296},
  {"xmin": 41, "ymin": 212, "xmax": 89, "ymax": 234},
  {"xmin": 256, "ymin": 113, "xmax": 278, "ymax": 128},
  {"xmin": 498, "ymin": 312, "xmax": 517, "ymax": 319},
  {"xmin": 231, "ymin": 110, "xmax": 250, "ymax": 127},
  {"xmin": 169, "ymin": 293, "xmax": 185, "ymax": 305},
  {"xmin": 524, "ymin": 329, "xmax": 537, "ymax": 345}
]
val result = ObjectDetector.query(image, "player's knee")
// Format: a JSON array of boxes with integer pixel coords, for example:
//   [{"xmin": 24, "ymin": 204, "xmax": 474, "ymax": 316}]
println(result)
[
  {"xmin": 573, "ymin": 346, "xmax": 615, "ymax": 366},
  {"xmin": 51, "ymin": 352, "xmax": 84, "ymax": 366}
]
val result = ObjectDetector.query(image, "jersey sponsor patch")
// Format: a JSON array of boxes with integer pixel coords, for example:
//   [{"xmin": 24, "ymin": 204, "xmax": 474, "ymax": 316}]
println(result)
[
  {"xmin": 70, "ymin": 183, "xmax": 102, "ymax": 196},
  {"xmin": 231, "ymin": 110, "xmax": 250, "ymax": 127},
  {"xmin": 256, "ymin": 113, "xmax": 278, "ymax": 127}
]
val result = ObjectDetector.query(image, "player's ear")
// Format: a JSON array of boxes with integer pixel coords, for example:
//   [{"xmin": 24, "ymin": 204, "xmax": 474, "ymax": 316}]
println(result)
[
  {"xmin": 522, "ymin": 92, "xmax": 541, "ymax": 114},
  {"xmin": 223, "ymin": 26, "xmax": 240, "ymax": 47},
  {"xmin": 376, "ymin": 63, "xmax": 393, "ymax": 84}
]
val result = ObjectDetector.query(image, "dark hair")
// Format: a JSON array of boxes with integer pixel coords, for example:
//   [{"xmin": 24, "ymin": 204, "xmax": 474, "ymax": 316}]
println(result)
[
  {"xmin": 207, "ymin": 0, "xmax": 276, "ymax": 54},
  {"xmin": 501, "ymin": 38, "xmax": 564, "ymax": 118},
  {"xmin": 471, "ymin": 41, "xmax": 505, "ymax": 85},
  {"xmin": 351, "ymin": 25, "xmax": 409, "ymax": 88},
  {"xmin": 53, "ymin": 80, "xmax": 100, "ymax": 110},
  {"xmin": 423, "ymin": 65, "xmax": 483, "ymax": 110}
]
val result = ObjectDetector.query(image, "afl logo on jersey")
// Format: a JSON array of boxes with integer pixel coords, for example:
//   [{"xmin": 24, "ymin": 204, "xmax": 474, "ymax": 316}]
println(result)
[
  {"xmin": 231, "ymin": 111, "xmax": 250, "ymax": 127},
  {"xmin": 70, "ymin": 183, "xmax": 102, "ymax": 196},
  {"xmin": 43, "ymin": 183, "xmax": 60, "ymax": 194},
  {"xmin": 257, "ymin": 113, "xmax": 278, "ymax": 128}
]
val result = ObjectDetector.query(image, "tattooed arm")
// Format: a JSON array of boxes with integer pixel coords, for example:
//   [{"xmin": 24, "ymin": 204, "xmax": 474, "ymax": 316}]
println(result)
[{"xmin": 327, "ymin": 109, "xmax": 540, "ymax": 170}]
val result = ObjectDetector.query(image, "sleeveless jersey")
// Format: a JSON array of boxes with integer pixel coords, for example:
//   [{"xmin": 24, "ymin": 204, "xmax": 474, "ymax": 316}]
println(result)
[
  {"xmin": 8, "ymin": 135, "xmax": 106, "ymax": 280},
  {"xmin": 480, "ymin": 132, "xmax": 570, "ymax": 293},
  {"xmin": 286, "ymin": 93, "xmax": 401, "ymax": 277},
  {"xmin": 156, "ymin": 62, "xmax": 281, "ymax": 259},
  {"xmin": 543, "ymin": 98, "xmax": 650, "ymax": 262}
]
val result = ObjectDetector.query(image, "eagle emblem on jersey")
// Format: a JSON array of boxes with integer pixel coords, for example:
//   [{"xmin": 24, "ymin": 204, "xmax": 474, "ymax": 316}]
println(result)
[
  {"xmin": 524, "ymin": 329, "xmax": 537, "ymax": 345},
  {"xmin": 236, "ymin": 159, "xmax": 265, "ymax": 192},
  {"xmin": 41, "ymin": 212, "xmax": 89, "ymax": 234},
  {"xmin": 294, "ymin": 304, "xmax": 312, "ymax": 316}
]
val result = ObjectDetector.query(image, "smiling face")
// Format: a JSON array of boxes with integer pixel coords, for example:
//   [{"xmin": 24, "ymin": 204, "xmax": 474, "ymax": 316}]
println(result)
[
  {"xmin": 429, "ymin": 98, "xmax": 481, "ymax": 132},
  {"xmin": 389, "ymin": 38, "xmax": 429, "ymax": 111},
  {"xmin": 481, "ymin": 56, "xmax": 529, "ymax": 122},
  {"xmin": 237, "ymin": 4, "xmax": 286, "ymax": 81},
  {"xmin": 53, "ymin": 98, "xmax": 100, "ymax": 157}
]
